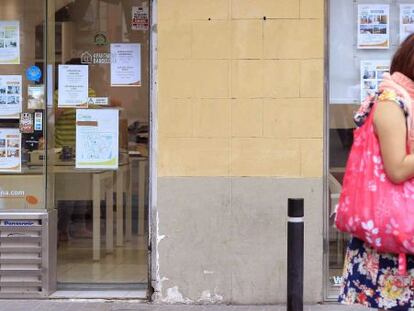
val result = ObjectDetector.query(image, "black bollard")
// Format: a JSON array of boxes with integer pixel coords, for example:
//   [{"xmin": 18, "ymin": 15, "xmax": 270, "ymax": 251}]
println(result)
[{"xmin": 287, "ymin": 198, "xmax": 304, "ymax": 311}]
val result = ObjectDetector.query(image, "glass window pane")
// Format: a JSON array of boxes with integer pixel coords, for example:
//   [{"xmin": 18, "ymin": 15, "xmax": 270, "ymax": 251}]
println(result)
[
  {"xmin": 0, "ymin": 0, "xmax": 46, "ymax": 212},
  {"xmin": 327, "ymin": 0, "xmax": 398, "ymax": 297}
]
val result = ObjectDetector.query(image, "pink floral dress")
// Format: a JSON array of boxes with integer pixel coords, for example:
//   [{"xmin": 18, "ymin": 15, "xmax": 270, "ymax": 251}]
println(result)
[{"xmin": 339, "ymin": 238, "xmax": 414, "ymax": 310}]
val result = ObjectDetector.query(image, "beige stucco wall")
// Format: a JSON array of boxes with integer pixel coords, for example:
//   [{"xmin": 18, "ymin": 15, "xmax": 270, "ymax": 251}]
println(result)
[
  {"xmin": 157, "ymin": 0, "xmax": 324, "ymax": 178},
  {"xmin": 154, "ymin": 0, "xmax": 325, "ymax": 304}
]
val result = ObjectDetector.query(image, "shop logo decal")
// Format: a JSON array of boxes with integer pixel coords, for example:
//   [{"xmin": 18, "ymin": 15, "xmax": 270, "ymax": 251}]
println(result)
[
  {"xmin": 81, "ymin": 51, "xmax": 112, "ymax": 64},
  {"xmin": 94, "ymin": 33, "xmax": 108, "ymax": 46},
  {"xmin": 26, "ymin": 65, "xmax": 42, "ymax": 82},
  {"xmin": 81, "ymin": 51, "xmax": 93, "ymax": 64},
  {"xmin": 4, "ymin": 220, "xmax": 34, "ymax": 226}
]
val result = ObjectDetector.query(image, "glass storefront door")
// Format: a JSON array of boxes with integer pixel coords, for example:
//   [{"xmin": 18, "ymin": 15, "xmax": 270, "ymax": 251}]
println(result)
[
  {"xmin": 0, "ymin": 0, "xmax": 150, "ymax": 291},
  {"xmin": 50, "ymin": 0, "xmax": 150, "ymax": 287}
]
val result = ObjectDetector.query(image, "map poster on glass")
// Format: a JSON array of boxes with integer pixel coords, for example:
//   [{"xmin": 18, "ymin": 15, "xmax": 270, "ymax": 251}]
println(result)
[
  {"xmin": 0, "ymin": 21, "xmax": 19, "ymax": 64},
  {"xmin": 0, "ymin": 75, "xmax": 22, "ymax": 118},
  {"xmin": 358, "ymin": 4, "xmax": 390, "ymax": 49},
  {"xmin": 76, "ymin": 109, "xmax": 119, "ymax": 169},
  {"xmin": 0, "ymin": 128, "xmax": 21, "ymax": 173},
  {"xmin": 400, "ymin": 4, "xmax": 414, "ymax": 43},
  {"xmin": 110, "ymin": 43, "xmax": 141, "ymax": 87},
  {"xmin": 360, "ymin": 60, "xmax": 390, "ymax": 101}
]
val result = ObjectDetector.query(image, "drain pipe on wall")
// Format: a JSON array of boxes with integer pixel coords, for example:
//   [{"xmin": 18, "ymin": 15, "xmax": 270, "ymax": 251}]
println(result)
[{"xmin": 149, "ymin": 0, "xmax": 160, "ymax": 301}]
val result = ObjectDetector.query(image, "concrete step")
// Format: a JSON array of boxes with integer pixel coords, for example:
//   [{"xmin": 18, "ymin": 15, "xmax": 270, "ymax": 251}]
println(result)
[{"xmin": 0, "ymin": 301, "xmax": 372, "ymax": 311}]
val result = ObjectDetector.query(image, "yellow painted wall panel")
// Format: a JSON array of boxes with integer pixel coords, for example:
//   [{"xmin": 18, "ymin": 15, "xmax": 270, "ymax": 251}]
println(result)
[
  {"xmin": 193, "ymin": 99, "xmax": 231, "ymax": 137},
  {"xmin": 158, "ymin": 20, "xmax": 191, "ymax": 59},
  {"xmin": 192, "ymin": 21, "xmax": 231, "ymax": 59},
  {"xmin": 231, "ymin": 99, "xmax": 263, "ymax": 137},
  {"xmin": 158, "ymin": 138, "xmax": 230, "ymax": 176},
  {"xmin": 159, "ymin": 98, "xmax": 193, "ymax": 137},
  {"xmin": 158, "ymin": 0, "xmax": 188, "ymax": 21},
  {"xmin": 158, "ymin": 60, "xmax": 194, "ymax": 98},
  {"xmin": 263, "ymin": 99, "xmax": 323, "ymax": 138},
  {"xmin": 231, "ymin": 60, "xmax": 263, "ymax": 98},
  {"xmin": 159, "ymin": 60, "xmax": 229, "ymax": 98},
  {"xmin": 263, "ymin": 60, "xmax": 300, "ymax": 98},
  {"xmin": 231, "ymin": 20, "xmax": 263, "ymax": 59},
  {"xmin": 262, "ymin": 99, "xmax": 290, "ymax": 138},
  {"xmin": 187, "ymin": 0, "xmax": 230, "ymax": 20},
  {"xmin": 300, "ymin": 139, "xmax": 323, "ymax": 177},
  {"xmin": 300, "ymin": 59, "xmax": 324, "ymax": 98},
  {"xmin": 300, "ymin": 0, "xmax": 324, "ymax": 19},
  {"xmin": 299, "ymin": 19, "xmax": 324, "ymax": 58},
  {"xmin": 264, "ymin": 19, "xmax": 323, "ymax": 59},
  {"xmin": 158, "ymin": 0, "xmax": 230, "ymax": 20},
  {"xmin": 157, "ymin": 0, "xmax": 325, "ymax": 178},
  {"xmin": 231, "ymin": 138, "xmax": 301, "ymax": 176},
  {"xmin": 231, "ymin": 0, "xmax": 300, "ymax": 19},
  {"xmin": 191, "ymin": 60, "xmax": 230, "ymax": 97}
]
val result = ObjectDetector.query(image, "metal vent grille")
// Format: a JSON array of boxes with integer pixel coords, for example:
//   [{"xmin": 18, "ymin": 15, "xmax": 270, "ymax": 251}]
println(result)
[{"xmin": 0, "ymin": 212, "xmax": 56, "ymax": 297}]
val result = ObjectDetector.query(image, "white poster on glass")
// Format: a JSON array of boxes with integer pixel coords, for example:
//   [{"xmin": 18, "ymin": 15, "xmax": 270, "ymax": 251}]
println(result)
[
  {"xmin": 110, "ymin": 43, "xmax": 141, "ymax": 87},
  {"xmin": 360, "ymin": 60, "xmax": 390, "ymax": 101},
  {"xmin": 0, "ymin": 21, "xmax": 20, "ymax": 64},
  {"xmin": 0, "ymin": 75, "xmax": 22, "ymax": 118},
  {"xmin": 400, "ymin": 4, "xmax": 414, "ymax": 42},
  {"xmin": 58, "ymin": 65, "xmax": 89, "ymax": 108},
  {"xmin": 0, "ymin": 128, "xmax": 21, "ymax": 173},
  {"xmin": 358, "ymin": 5, "xmax": 390, "ymax": 49},
  {"xmin": 76, "ymin": 109, "xmax": 119, "ymax": 169}
]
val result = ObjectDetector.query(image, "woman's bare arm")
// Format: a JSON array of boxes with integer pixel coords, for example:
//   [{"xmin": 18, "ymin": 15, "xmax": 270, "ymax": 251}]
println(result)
[{"xmin": 374, "ymin": 100, "xmax": 414, "ymax": 183}]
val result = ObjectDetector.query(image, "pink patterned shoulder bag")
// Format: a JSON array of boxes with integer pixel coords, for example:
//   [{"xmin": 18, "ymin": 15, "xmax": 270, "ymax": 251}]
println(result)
[{"xmin": 335, "ymin": 91, "xmax": 414, "ymax": 275}]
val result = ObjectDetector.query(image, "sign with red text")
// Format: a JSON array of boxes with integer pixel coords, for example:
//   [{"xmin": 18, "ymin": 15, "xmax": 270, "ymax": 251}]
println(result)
[{"xmin": 132, "ymin": 6, "xmax": 149, "ymax": 31}]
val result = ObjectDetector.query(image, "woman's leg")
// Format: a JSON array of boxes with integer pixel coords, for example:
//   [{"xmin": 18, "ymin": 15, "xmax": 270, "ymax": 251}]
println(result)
[
  {"xmin": 58, "ymin": 200, "xmax": 74, "ymax": 241},
  {"xmin": 70, "ymin": 200, "xmax": 92, "ymax": 238}
]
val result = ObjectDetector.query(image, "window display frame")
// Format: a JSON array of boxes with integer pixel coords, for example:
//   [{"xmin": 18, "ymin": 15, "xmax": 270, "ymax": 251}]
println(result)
[
  {"xmin": 324, "ymin": 0, "xmax": 414, "ymax": 301},
  {"xmin": 323, "ymin": 0, "xmax": 331, "ymax": 301},
  {"xmin": 0, "ymin": 0, "xmax": 155, "ymax": 297},
  {"xmin": 0, "ymin": 1, "xmax": 50, "ymax": 213}
]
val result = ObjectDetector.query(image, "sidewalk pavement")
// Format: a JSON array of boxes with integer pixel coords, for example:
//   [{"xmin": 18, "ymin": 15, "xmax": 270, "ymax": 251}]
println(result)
[{"xmin": 0, "ymin": 301, "xmax": 373, "ymax": 311}]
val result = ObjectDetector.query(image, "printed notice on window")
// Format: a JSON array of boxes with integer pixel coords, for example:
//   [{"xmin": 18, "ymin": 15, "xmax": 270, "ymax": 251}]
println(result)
[
  {"xmin": 0, "ymin": 128, "xmax": 21, "ymax": 173},
  {"xmin": 360, "ymin": 60, "xmax": 390, "ymax": 101},
  {"xmin": 110, "ymin": 43, "xmax": 141, "ymax": 87},
  {"xmin": 131, "ymin": 6, "xmax": 149, "ymax": 31},
  {"xmin": 58, "ymin": 65, "xmax": 89, "ymax": 108},
  {"xmin": 357, "ymin": 5, "xmax": 390, "ymax": 49},
  {"xmin": 0, "ymin": 21, "xmax": 20, "ymax": 64},
  {"xmin": 0, "ymin": 75, "xmax": 22, "ymax": 118},
  {"xmin": 76, "ymin": 109, "xmax": 119, "ymax": 169},
  {"xmin": 400, "ymin": 4, "xmax": 414, "ymax": 43}
]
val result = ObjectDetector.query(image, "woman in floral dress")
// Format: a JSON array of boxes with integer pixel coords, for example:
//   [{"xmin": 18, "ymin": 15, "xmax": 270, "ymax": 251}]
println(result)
[{"xmin": 338, "ymin": 34, "xmax": 414, "ymax": 310}]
